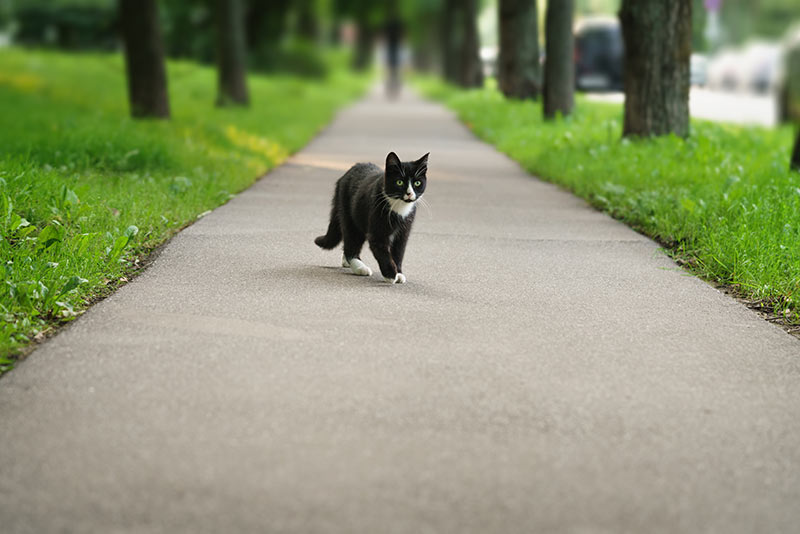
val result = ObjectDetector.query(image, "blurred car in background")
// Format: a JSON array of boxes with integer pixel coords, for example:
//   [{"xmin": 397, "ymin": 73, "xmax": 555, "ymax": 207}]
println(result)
[
  {"xmin": 778, "ymin": 26, "xmax": 800, "ymax": 123},
  {"xmin": 691, "ymin": 53, "xmax": 708, "ymax": 86},
  {"xmin": 574, "ymin": 16, "xmax": 623, "ymax": 91},
  {"xmin": 742, "ymin": 42, "xmax": 781, "ymax": 93},
  {"xmin": 706, "ymin": 48, "xmax": 744, "ymax": 90},
  {"xmin": 707, "ymin": 41, "xmax": 781, "ymax": 93}
]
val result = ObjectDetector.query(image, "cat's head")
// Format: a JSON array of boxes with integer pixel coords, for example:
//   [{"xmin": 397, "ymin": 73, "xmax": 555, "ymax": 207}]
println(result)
[{"xmin": 384, "ymin": 152, "xmax": 429, "ymax": 203}]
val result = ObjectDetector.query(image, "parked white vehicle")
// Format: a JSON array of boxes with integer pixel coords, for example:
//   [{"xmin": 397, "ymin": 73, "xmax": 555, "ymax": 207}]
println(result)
[
  {"xmin": 707, "ymin": 41, "xmax": 781, "ymax": 93},
  {"xmin": 691, "ymin": 53, "xmax": 708, "ymax": 87}
]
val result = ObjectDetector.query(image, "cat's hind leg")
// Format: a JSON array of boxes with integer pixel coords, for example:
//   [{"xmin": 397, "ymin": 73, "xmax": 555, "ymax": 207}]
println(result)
[
  {"xmin": 344, "ymin": 242, "xmax": 372, "ymax": 276},
  {"xmin": 348, "ymin": 258, "xmax": 372, "ymax": 276},
  {"xmin": 341, "ymin": 219, "xmax": 371, "ymax": 277}
]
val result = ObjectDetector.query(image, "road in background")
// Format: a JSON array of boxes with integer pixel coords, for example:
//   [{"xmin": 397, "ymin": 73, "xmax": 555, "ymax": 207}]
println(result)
[{"xmin": 588, "ymin": 87, "xmax": 778, "ymax": 127}]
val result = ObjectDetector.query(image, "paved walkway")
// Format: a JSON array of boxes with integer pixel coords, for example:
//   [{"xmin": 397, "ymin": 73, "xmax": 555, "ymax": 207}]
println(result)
[{"xmin": 2, "ymin": 87, "xmax": 800, "ymax": 533}]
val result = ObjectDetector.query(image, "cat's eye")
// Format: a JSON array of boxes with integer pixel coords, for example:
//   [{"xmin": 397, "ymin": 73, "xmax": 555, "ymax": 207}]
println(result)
[
  {"xmin": 414, "ymin": 181, "xmax": 421, "ymax": 187},
  {"xmin": 396, "ymin": 179, "xmax": 404, "ymax": 186}
]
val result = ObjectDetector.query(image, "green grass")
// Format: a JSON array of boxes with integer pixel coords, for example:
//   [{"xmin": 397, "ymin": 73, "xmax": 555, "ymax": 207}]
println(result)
[
  {"xmin": 0, "ymin": 48, "xmax": 369, "ymax": 364},
  {"xmin": 416, "ymin": 77, "xmax": 800, "ymax": 323}
]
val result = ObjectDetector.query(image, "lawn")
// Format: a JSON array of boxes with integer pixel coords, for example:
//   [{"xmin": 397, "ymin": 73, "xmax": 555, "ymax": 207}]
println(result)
[
  {"xmin": 416, "ymin": 77, "xmax": 800, "ymax": 326},
  {"xmin": 0, "ymin": 48, "xmax": 369, "ymax": 367}
]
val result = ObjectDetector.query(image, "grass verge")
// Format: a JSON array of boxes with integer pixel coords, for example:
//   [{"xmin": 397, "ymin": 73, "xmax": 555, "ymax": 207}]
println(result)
[
  {"xmin": 0, "ymin": 48, "xmax": 369, "ymax": 367},
  {"xmin": 416, "ymin": 77, "xmax": 800, "ymax": 329}
]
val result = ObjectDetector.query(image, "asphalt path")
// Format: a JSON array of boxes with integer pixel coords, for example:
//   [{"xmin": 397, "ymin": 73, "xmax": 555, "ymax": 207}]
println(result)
[{"xmin": 1, "ymin": 87, "xmax": 799, "ymax": 533}]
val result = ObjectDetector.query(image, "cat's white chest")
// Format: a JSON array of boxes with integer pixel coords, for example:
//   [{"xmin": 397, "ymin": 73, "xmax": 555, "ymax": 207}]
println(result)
[{"xmin": 385, "ymin": 194, "xmax": 416, "ymax": 218}]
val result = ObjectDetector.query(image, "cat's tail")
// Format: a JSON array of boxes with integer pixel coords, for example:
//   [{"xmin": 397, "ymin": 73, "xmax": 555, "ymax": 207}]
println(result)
[{"xmin": 315, "ymin": 205, "xmax": 342, "ymax": 250}]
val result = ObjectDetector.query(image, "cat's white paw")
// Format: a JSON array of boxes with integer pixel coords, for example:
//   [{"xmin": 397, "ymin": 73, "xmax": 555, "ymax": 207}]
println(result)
[
  {"xmin": 384, "ymin": 273, "xmax": 406, "ymax": 284},
  {"xmin": 349, "ymin": 258, "xmax": 372, "ymax": 276},
  {"xmin": 341, "ymin": 254, "xmax": 351, "ymax": 268}
]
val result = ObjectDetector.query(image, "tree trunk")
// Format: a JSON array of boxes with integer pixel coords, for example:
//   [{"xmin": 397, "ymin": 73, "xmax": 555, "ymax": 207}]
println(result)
[
  {"xmin": 352, "ymin": 15, "xmax": 374, "ymax": 71},
  {"xmin": 441, "ymin": 0, "xmax": 482, "ymax": 87},
  {"xmin": 215, "ymin": 0, "xmax": 249, "ymax": 107},
  {"xmin": 295, "ymin": 0, "xmax": 318, "ymax": 42},
  {"xmin": 118, "ymin": 0, "xmax": 169, "ymax": 119},
  {"xmin": 543, "ymin": 0, "xmax": 574, "ymax": 118},
  {"xmin": 458, "ymin": 0, "xmax": 483, "ymax": 88},
  {"xmin": 246, "ymin": 0, "xmax": 290, "ymax": 52},
  {"xmin": 498, "ymin": 0, "xmax": 539, "ymax": 99},
  {"xmin": 791, "ymin": 128, "xmax": 800, "ymax": 172},
  {"xmin": 441, "ymin": 0, "xmax": 460, "ymax": 83},
  {"xmin": 619, "ymin": 0, "xmax": 691, "ymax": 138},
  {"xmin": 329, "ymin": 14, "xmax": 342, "ymax": 46}
]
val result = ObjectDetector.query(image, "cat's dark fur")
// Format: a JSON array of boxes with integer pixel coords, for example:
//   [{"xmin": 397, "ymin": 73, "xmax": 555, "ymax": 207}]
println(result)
[{"xmin": 315, "ymin": 152, "xmax": 429, "ymax": 283}]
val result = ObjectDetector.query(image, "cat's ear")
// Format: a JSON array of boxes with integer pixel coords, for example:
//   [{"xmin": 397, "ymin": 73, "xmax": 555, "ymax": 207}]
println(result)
[
  {"xmin": 413, "ymin": 153, "xmax": 429, "ymax": 177},
  {"xmin": 386, "ymin": 152, "xmax": 402, "ymax": 169}
]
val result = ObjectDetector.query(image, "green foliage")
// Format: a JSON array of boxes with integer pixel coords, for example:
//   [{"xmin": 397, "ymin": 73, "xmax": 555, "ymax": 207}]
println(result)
[
  {"xmin": 417, "ymin": 77, "xmax": 800, "ymax": 322},
  {"xmin": 161, "ymin": 0, "xmax": 216, "ymax": 63},
  {"xmin": 11, "ymin": 2, "xmax": 117, "ymax": 49},
  {"xmin": 250, "ymin": 37, "xmax": 330, "ymax": 78},
  {"xmin": 719, "ymin": 0, "xmax": 799, "ymax": 44},
  {"xmin": 0, "ymin": 48, "xmax": 369, "ymax": 364}
]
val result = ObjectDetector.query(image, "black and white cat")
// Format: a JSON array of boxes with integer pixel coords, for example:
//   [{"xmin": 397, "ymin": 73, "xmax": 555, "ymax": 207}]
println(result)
[{"xmin": 315, "ymin": 151, "xmax": 428, "ymax": 284}]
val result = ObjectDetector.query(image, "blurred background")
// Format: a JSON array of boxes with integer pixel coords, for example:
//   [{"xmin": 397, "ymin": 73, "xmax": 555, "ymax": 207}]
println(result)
[{"xmin": 0, "ymin": 0, "xmax": 798, "ymax": 125}]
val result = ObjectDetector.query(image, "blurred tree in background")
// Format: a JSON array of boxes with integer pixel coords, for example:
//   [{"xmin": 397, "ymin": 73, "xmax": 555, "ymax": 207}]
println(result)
[
  {"xmin": 543, "ymin": 0, "xmax": 574, "ymax": 118},
  {"xmin": 403, "ymin": 0, "xmax": 441, "ymax": 72},
  {"xmin": 335, "ymin": 0, "xmax": 381, "ymax": 71},
  {"xmin": 497, "ymin": 0, "xmax": 540, "ymax": 99},
  {"xmin": 161, "ymin": 0, "xmax": 215, "ymax": 63},
  {"xmin": 214, "ymin": 0, "xmax": 249, "ymax": 106},
  {"xmin": 442, "ymin": 0, "xmax": 483, "ymax": 87},
  {"xmin": 12, "ymin": 0, "xmax": 116, "ymax": 49},
  {"xmin": 119, "ymin": 0, "xmax": 170, "ymax": 118},
  {"xmin": 719, "ymin": 0, "xmax": 798, "ymax": 45},
  {"xmin": 620, "ymin": 0, "xmax": 692, "ymax": 138},
  {"xmin": 0, "ymin": 0, "xmax": 11, "ymax": 26}
]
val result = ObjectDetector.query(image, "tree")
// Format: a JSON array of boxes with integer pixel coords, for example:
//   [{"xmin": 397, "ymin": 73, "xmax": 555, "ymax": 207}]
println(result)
[
  {"xmin": 441, "ymin": 0, "xmax": 460, "ymax": 83},
  {"xmin": 498, "ymin": 0, "xmax": 540, "ymax": 99},
  {"xmin": 792, "ymin": 129, "xmax": 800, "ymax": 172},
  {"xmin": 118, "ymin": 0, "xmax": 170, "ymax": 118},
  {"xmin": 442, "ymin": 0, "xmax": 483, "ymax": 88},
  {"xmin": 619, "ymin": 0, "xmax": 692, "ymax": 138},
  {"xmin": 336, "ymin": 0, "xmax": 379, "ymax": 71},
  {"xmin": 352, "ymin": 12, "xmax": 375, "ymax": 71},
  {"xmin": 459, "ymin": 0, "xmax": 483, "ymax": 88},
  {"xmin": 246, "ymin": 0, "xmax": 290, "ymax": 53},
  {"xmin": 215, "ymin": 0, "xmax": 249, "ymax": 106},
  {"xmin": 295, "ymin": 0, "xmax": 318, "ymax": 42},
  {"xmin": 543, "ymin": 0, "xmax": 574, "ymax": 118}
]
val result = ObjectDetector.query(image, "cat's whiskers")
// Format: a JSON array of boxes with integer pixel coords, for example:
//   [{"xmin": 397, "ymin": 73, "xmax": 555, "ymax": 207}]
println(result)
[{"xmin": 416, "ymin": 196, "xmax": 432, "ymax": 218}]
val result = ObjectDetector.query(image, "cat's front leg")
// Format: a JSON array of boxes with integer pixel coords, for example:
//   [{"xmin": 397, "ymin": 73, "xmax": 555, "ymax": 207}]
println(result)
[
  {"xmin": 390, "ymin": 233, "xmax": 408, "ymax": 282},
  {"xmin": 369, "ymin": 239, "xmax": 404, "ymax": 284}
]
